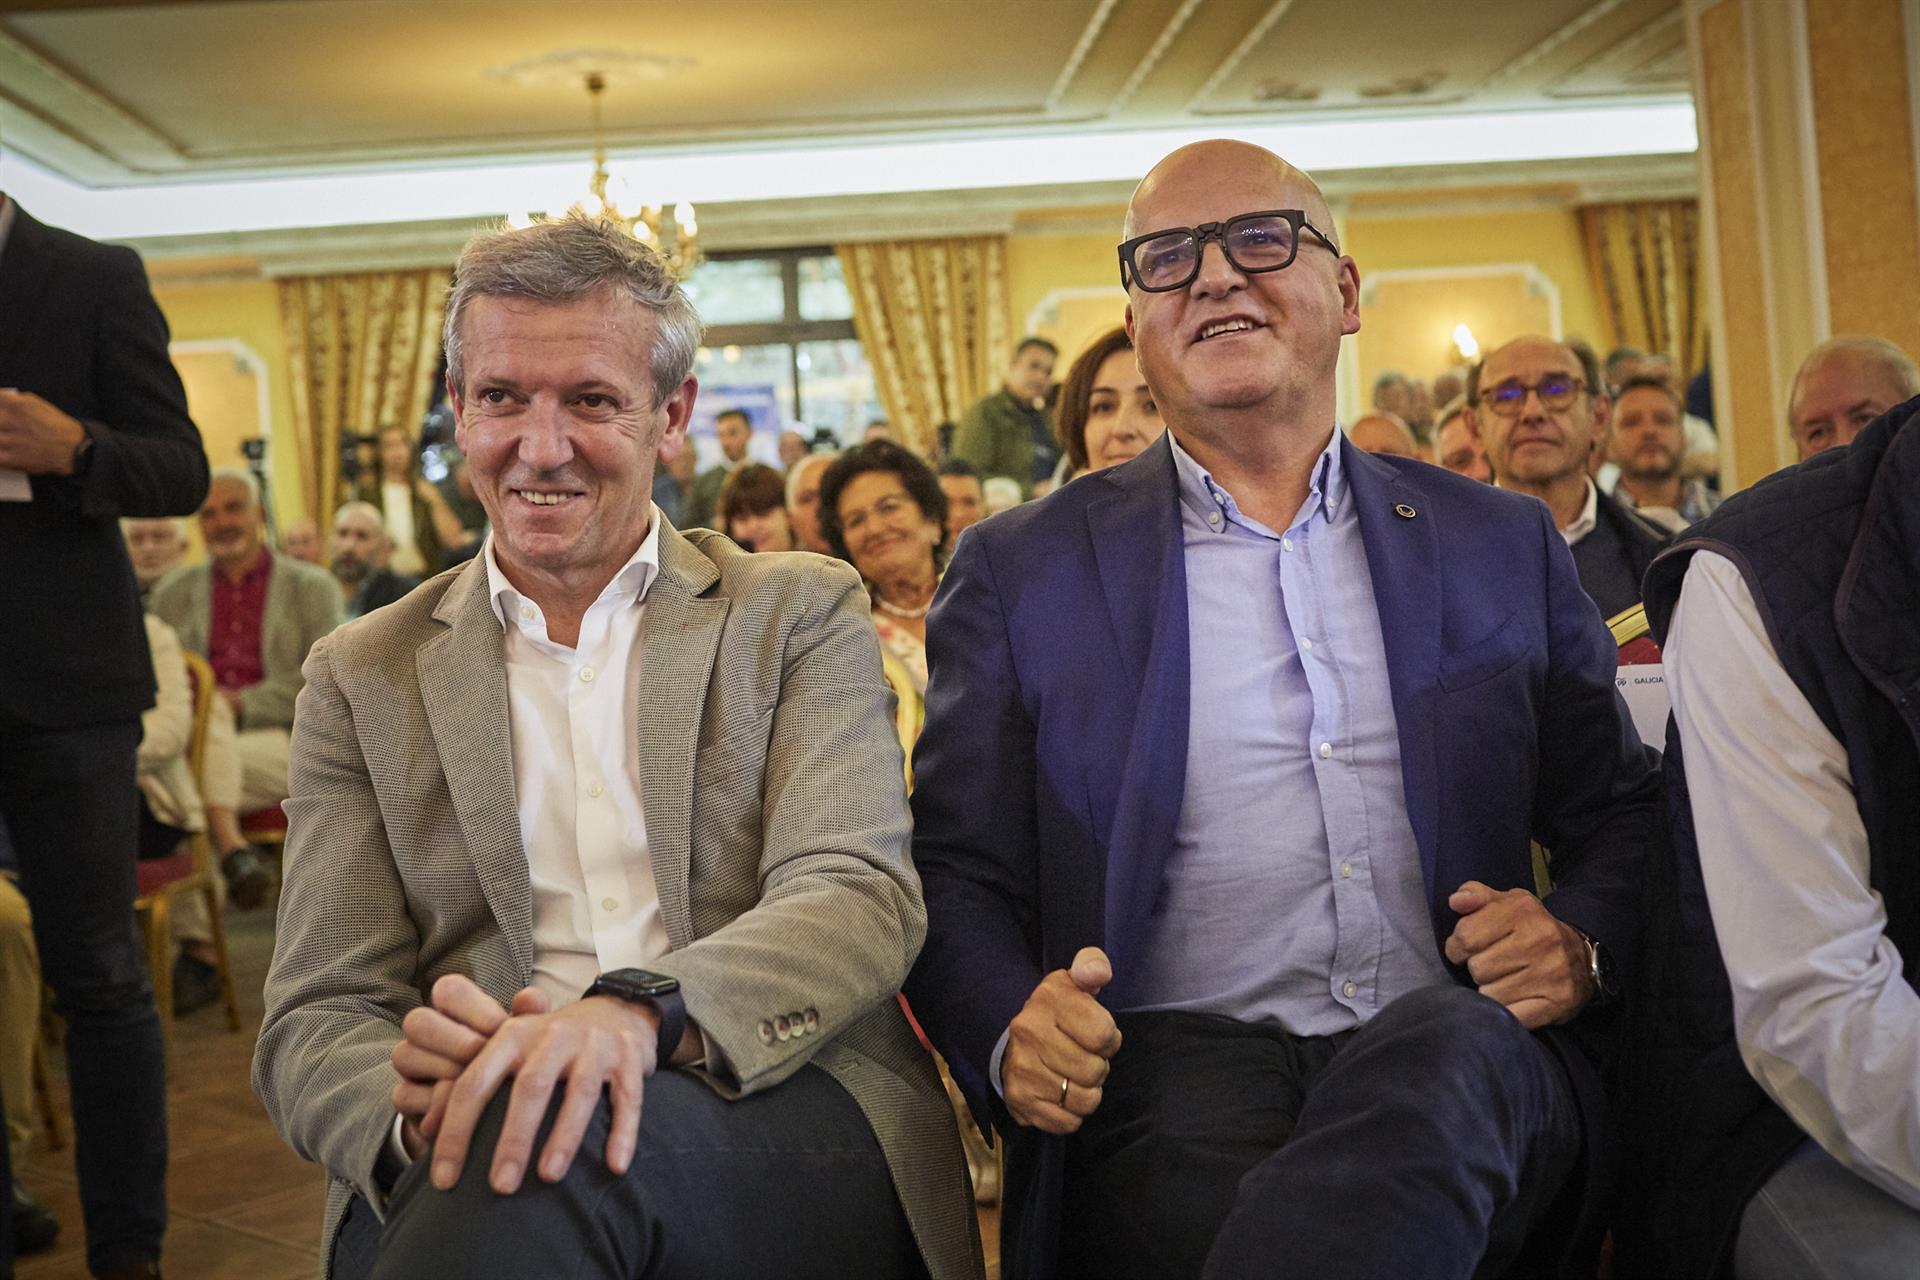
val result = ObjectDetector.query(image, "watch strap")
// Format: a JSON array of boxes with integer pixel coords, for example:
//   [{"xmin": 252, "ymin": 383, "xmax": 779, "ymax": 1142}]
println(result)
[{"xmin": 585, "ymin": 971, "xmax": 687, "ymax": 1062}]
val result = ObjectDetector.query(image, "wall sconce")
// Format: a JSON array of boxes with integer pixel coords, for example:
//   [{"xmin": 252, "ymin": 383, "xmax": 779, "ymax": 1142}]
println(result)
[{"xmin": 1451, "ymin": 323, "xmax": 1480, "ymax": 364}]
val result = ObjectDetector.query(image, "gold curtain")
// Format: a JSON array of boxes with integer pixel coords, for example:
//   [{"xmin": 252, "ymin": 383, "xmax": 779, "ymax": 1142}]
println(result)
[
  {"xmin": 276, "ymin": 269, "xmax": 450, "ymax": 527},
  {"xmin": 836, "ymin": 237, "xmax": 1010, "ymax": 454},
  {"xmin": 1576, "ymin": 200, "xmax": 1708, "ymax": 377}
]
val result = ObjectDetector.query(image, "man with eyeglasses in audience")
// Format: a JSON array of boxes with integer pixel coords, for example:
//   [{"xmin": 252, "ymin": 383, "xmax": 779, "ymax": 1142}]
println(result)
[
  {"xmin": 1465, "ymin": 337, "xmax": 1669, "ymax": 621},
  {"xmin": 906, "ymin": 140, "xmax": 1658, "ymax": 1280},
  {"xmin": 1786, "ymin": 335, "xmax": 1920, "ymax": 460}
]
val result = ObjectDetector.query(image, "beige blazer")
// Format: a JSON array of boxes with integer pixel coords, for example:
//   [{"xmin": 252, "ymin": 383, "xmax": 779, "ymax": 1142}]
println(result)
[
  {"xmin": 149, "ymin": 551, "xmax": 344, "ymax": 732},
  {"xmin": 253, "ymin": 523, "xmax": 982, "ymax": 1280}
]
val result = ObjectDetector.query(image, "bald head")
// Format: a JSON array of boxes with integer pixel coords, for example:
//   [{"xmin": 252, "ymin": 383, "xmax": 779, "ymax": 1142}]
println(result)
[
  {"xmin": 1788, "ymin": 335, "xmax": 1920, "ymax": 458},
  {"xmin": 1124, "ymin": 140, "xmax": 1334, "ymax": 240},
  {"xmin": 1347, "ymin": 413, "xmax": 1420, "ymax": 458}
]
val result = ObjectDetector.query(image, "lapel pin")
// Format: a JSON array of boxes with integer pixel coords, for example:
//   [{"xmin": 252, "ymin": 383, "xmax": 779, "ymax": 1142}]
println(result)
[{"xmin": 1394, "ymin": 503, "xmax": 1417, "ymax": 519}]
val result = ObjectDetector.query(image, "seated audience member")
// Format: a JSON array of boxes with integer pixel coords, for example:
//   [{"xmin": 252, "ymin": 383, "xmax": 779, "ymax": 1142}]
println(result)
[
  {"xmin": 1431, "ymin": 371, "xmax": 1465, "ymax": 416},
  {"xmin": 1346, "ymin": 411, "xmax": 1420, "ymax": 458},
  {"xmin": 1371, "ymin": 370, "xmax": 1412, "ymax": 420},
  {"xmin": 1431, "ymin": 398, "xmax": 1492, "ymax": 483},
  {"xmin": 651, "ymin": 437, "xmax": 697, "ymax": 528},
  {"xmin": 687, "ymin": 407, "xmax": 752, "ymax": 529},
  {"xmin": 981, "ymin": 475, "xmax": 1022, "ymax": 516},
  {"xmin": 123, "ymin": 516, "xmax": 189, "ymax": 606},
  {"xmin": 717, "ymin": 462, "xmax": 795, "ymax": 552},
  {"xmin": 1466, "ymin": 335, "xmax": 1669, "ymax": 619},
  {"xmin": 864, "ymin": 418, "xmax": 895, "ymax": 444},
  {"xmin": 359, "ymin": 425, "xmax": 471, "ymax": 576},
  {"xmin": 936, "ymin": 459, "xmax": 986, "ymax": 547},
  {"xmin": 777, "ymin": 429, "xmax": 809, "ymax": 471},
  {"xmin": 952, "ymin": 338, "xmax": 1059, "ymax": 497},
  {"xmin": 907, "ymin": 140, "xmax": 1657, "ymax": 1280},
  {"xmin": 1607, "ymin": 375, "xmax": 1719, "ymax": 533},
  {"xmin": 1619, "ymin": 397, "xmax": 1920, "ymax": 1280},
  {"xmin": 253, "ymin": 214, "xmax": 977, "ymax": 1280},
  {"xmin": 150, "ymin": 469, "xmax": 343, "ymax": 813},
  {"xmin": 331, "ymin": 501, "xmax": 420, "ymax": 620},
  {"xmin": 1623, "ymin": 353, "xmax": 1720, "ymax": 480},
  {"xmin": 1604, "ymin": 345, "xmax": 1645, "ymax": 395},
  {"xmin": 784, "ymin": 450, "xmax": 835, "ymax": 555},
  {"xmin": 279, "ymin": 517, "xmax": 324, "ymax": 567},
  {"xmin": 1786, "ymin": 335, "xmax": 1920, "ymax": 460},
  {"xmin": 0, "ymin": 859, "xmax": 58, "ymax": 1257},
  {"xmin": 1054, "ymin": 327, "xmax": 1166, "ymax": 484}
]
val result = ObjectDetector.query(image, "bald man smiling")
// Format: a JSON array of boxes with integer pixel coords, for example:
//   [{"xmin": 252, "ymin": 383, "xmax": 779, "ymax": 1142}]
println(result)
[{"xmin": 905, "ymin": 140, "xmax": 1660, "ymax": 1280}]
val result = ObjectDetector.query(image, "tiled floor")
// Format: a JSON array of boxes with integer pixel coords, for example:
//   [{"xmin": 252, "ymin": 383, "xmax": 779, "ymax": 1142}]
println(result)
[{"xmin": 21, "ymin": 907, "xmax": 1000, "ymax": 1278}]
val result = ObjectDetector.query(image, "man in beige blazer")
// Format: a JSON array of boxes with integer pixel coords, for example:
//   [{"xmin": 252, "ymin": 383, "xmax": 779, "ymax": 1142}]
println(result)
[{"xmin": 253, "ymin": 214, "xmax": 979, "ymax": 1280}]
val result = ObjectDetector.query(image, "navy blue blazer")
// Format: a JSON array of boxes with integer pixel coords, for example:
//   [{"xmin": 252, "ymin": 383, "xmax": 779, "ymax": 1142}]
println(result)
[{"xmin": 904, "ymin": 431, "xmax": 1660, "ymax": 1279}]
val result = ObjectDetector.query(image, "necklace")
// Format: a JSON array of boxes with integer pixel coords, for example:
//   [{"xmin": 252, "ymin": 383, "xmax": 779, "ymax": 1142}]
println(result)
[{"xmin": 873, "ymin": 587, "xmax": 934, "ymax": 620}]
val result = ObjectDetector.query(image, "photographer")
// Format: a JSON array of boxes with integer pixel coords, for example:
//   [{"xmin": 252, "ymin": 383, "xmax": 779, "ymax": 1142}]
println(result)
[{"xmin": 351, "ymin": 425, "xmax": 471, "ymax": 575}]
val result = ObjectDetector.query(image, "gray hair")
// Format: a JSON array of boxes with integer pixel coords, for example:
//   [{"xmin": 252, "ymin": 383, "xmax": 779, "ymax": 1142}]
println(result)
[
  {"xmin": 1791, "ymin": 335, "xmax": 1920, "ymax": 412},
  {"xmin": 207, "ymin": 466, "xmax": 262, "ymax": 508},
  {"xmin": 444, "ymin": 213, "xmax": 705, "ymax": 408},
  {"xmin": 785, "ymin": 449, "xmax": 837, "ymax": 510}
]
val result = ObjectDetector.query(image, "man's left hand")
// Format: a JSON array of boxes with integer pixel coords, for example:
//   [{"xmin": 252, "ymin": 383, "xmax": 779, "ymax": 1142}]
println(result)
[
  {"xmin": 429, "ymin": 995, "xmax": 661, "ymax": 1197},
  {"xmin": 1443, "ymin": 881, "xmax": 1595, "ymax": 1029},
  {"xmin": 0, "ymin": 390, "xmax": 87, "ymax": 475}
]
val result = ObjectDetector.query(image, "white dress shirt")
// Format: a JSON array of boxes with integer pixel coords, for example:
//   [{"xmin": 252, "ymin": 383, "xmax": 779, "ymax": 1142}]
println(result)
[
  {"xmin": 1560, "ymin": 476, "xmax": 1599, "ymax": 546},
  {"xmin": 483, "ymin": 520, "xmax": 671, "ymax": 1005},
  {"xmin": 1666, "ymin": 551, "xmax": 1920, "ymax": 1209}
]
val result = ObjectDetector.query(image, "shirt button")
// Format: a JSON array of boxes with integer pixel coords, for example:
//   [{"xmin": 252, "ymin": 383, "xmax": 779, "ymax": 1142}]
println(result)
[
  {"xmin": 1340, "ymin": 861, "xmax": 1352, "ymax": 878},
  {"xmin": 1343, "ymin": 980, "xmax": 1357, "ymax": 999},
  {"xmin": 601, "ymin": 897, "xmax": 618, "ymax": 911},
  {"xmin": 1319, "ymin": 742, "xmax": 1332, "ymax": 759},
  {"xmin": 1301, "ymin": 637, "xmax": 1314, "ymax": 652},
  {"xmin": 518, "ymin": 603, "xmax": 535, "ymax": 621},
  {"xmin": 1282, "ymin": 537, "xmax": 1294, "ymax": 552},
  {"xmin": 1207, "ymin": 511, "xmax": 1220, "ymax": 527},
  {"xmin": 586, "ymin": 781, "xmax": 604, "ymax": 799},
  {"xmin": 579, "ymin": 666, "xmax": 595, "ymax": 683}
]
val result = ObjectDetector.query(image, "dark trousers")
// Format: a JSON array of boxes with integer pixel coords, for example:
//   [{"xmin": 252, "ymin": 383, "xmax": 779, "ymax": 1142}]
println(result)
[
  {"xmin": 335, "ymin": 1065, "xmax": 927, "ymax": 1280},
  {"xmin": 0, "ymin": 718, "xmax": 168, "ymax": 1274},
  {"xmin": 1058, "ymin": 985, "xmax": 1582, "ymax": 1280}
]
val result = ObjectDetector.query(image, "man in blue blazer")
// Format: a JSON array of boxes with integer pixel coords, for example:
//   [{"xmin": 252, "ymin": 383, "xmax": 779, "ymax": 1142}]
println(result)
[{"xmin": 904, "ymin": 141, "xmax": 1660, "ymax": 1279}]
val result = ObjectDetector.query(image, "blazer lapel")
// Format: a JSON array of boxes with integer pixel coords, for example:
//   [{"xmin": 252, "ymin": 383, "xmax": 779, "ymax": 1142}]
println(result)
[
  {"xmin": 635, "ymin": 524, "xmax": 726, "ymax": 950},
  {"xmin": 1084, "ymin": 437, "xmax": 1191, "ymax": 973},
  {"xmin": 1344, "ymin": 442, "xmax": 1444, "ymax": 896},
  {"xmin": 0, "ymin": 207, "xmax": 55, "ymax": 373},
  {"xmin": 416, "ymin": 559, "xmax": 534, "ymax": 979}
]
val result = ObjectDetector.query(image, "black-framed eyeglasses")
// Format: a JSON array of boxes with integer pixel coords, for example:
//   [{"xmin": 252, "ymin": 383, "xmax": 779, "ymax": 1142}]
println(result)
[
  {"xmin": 1477, "ymin": 375, "xmax": 1590, "ymax": 418},
  {"xmin": 1117, "ymin": 209, "xmax": 1341, "ymax": 292}
]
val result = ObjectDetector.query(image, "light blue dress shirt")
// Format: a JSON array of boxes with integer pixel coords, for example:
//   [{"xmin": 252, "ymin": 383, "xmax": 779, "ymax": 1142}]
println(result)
[{"xmin": 1118, "ymin": 430, "xmax": 1450, "ymax": 1034}]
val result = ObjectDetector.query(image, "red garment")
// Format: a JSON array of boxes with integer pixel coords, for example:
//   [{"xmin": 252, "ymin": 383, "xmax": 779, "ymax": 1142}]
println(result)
[{"xmin": 209, "ymin": 547, "xmax": 272, "ymax": 692}]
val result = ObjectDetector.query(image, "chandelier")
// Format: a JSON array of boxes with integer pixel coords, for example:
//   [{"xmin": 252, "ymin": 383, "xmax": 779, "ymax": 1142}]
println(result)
[{"xmin": 567, "ymin": 71, "xmax": 702, "ymax": 279}]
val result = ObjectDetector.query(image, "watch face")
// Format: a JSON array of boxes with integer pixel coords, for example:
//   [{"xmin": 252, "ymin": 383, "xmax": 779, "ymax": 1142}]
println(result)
[{"xmin": 605, "ymin": 968, "xmax": 679, "ymax": 998}]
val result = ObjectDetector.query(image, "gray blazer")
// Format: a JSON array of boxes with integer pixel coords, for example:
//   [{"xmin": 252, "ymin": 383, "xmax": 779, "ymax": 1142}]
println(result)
[
  {"xmin": 252, "ymin": 523, "xmax": 982, "ymax": 1280},
  {"xmin": 150, "ymin": 551, "xmax": 343, "ymax": 731}
]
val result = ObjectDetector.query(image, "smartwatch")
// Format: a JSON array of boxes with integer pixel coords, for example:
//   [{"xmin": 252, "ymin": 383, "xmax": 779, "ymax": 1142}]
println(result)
[{"xmin": 584, "ymin": 968, "xmax": 686, "ymax": 1061}]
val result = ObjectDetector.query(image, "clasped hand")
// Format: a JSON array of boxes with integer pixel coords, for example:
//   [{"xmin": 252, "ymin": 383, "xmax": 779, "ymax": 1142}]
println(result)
[
  {"xmin": 1001, "ymin": 947, "xmax": 1122, "ymax": 1135},
  {"xmin": 390, "ymin": 974, "xmax": 660, "ymax": 1196},
  {"xmin": 1443, "ymin": 880, "xmax": 1595, "ymax": 1029},
  {"xmin": 0, "ymin": 390, "xmax": 86, "ymax": 475}
]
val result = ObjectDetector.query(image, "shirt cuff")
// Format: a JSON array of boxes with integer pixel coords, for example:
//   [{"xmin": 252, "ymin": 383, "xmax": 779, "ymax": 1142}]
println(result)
[
  {"xmin": 388, "ymin": 1111, "xmax": 414, "ymax": 1169},
  {"xmin": 989, "ymin": 1027, "xmax": 1011, "ymax": 1097}
]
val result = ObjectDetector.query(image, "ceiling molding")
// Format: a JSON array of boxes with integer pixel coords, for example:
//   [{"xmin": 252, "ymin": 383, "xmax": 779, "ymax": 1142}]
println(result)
[
  {"xmin": 1106, "ymin": 0, "xmax": 1210, "ymax": 114},
  {"xmin": 1184, "ymin": 0, "xmax": 1302, "ymax": 112},
  {"xmin": 1472, "ymin": 0, "xmax": 1637, "ymax": 94},
  {"xmin": 1045, "ymin": 0, "xmax": 1126, "ymax": 112},
  {"xmin": 0, "ymin": 25, "xmax": 188, "ymax": 177},
  {"xmin": 1550, "ymin": 6, "xmax": 1685, "ymax": 88}
]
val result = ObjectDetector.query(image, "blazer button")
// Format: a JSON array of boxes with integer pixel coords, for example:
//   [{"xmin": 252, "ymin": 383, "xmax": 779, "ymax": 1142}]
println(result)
[
  {"xmin": 757, "ymin": 1020, "xmax": 775, "ymax": 1046},
  {"xmin": 803, "ymin": 1008, "xmax": 820, "ymax": 1032},
  {"xmin": 775, "ymin": 1016, "xmax": 791, "ymax": 1041}
]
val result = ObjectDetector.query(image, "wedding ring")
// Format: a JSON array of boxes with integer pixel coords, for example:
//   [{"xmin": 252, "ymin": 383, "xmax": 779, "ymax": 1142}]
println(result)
[{"xmin": 1059, "ymin": 1077, "xmax": 1070, "ymax": 1107}]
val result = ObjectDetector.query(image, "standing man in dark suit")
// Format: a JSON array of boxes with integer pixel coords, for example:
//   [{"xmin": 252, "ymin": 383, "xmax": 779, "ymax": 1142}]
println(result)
[
  {"xmin": 0, "ymin": 193, "xmax": 209, "ymax": 1279},
  {"xmin": 904, "ymin": 142, "xmax": 1659, "ymax": 1279}
]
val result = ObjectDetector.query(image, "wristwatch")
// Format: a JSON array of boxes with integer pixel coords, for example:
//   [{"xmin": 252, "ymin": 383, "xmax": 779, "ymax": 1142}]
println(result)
[
  {"xmin": 69, "ymin": 431, "xmax": 94, "ymax": 477},
  {"xmin": 583, "ymin": 968, "xmax": 686, "ymax": 1061},
  {"xmin": 1574, "ymin": 930, "xmax": 1618, "ymax": 1004}
]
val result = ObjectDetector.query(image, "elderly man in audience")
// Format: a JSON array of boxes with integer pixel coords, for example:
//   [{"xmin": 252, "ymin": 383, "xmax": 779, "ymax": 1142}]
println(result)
[
  {"xmin": 331, "ymin": 500, "xmax": 419, "ymax": 620},
  {"xmin": 1786, "ymin": 335, "xmax": 1920, "ymax": 460},
  {"xmin": 906, "ymin": 140, "xmax": 1659, "ymax": 1280},
  {"xmin": 1618, "ymin": 395, "xmax": 1920, "ymax": 1279},
  {"xmin": 1346, "ymin": 411, "xmax": 1421, "ymax": 459},
  {"xmin": 123, "ymin": 516, "xmax": 189, "ymax": 606},
  {"xmin": 937, "ymin": 459, "xmax": 987, "ymax": 546},
  {"xmin": 278, "ymin": 516, "xmax": 325, "ymax": 567},
  {"xmin": 254, "ymin": 214, "xmax": 978, "ymax": 1280},
  {"xmin": 716, "ymin": 461, "xmax": 795, "ymax": 552},
  {"xmin": 1466, "ymin": 336, "xmax": 1669, "ymax": 620},
  {"xmin": 1431, "ymin": 398, "xmax": 1492, "ymax": 483},
  {"xmin": 784, "ymin": 449, "xmax": 835, "ymax": 555},
  {"xmin": 777, "ymin": 428, "xmax": 809, "ymax": 471},
  {"xmin": 686, "ymin": 406, "xmax": 753, "ymax": 529},
  {"xmin": 150, "ymin": 468, "xmax": 343, "ymax": 814},
  {"xmin": 1054, "ymin": 326, "xmax": 1166, "ymax": 485},
  {"xmin": 1371, "ymin": 370, "xmax": 1413, "ymax": 421},
  {"xmin": 952, "ymin": 337, "xmax": 1060, "ymax": 497},
  {"xmin": 1606, "ymin": 375, "xmax": 1719, "ymax": 533}
]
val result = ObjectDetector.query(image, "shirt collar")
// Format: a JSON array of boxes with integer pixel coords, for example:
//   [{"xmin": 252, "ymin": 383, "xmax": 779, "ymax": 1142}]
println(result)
[
  {"xmin": 1561, "ymin": 477, "xmax": 1599, "ymax": 546},
  {"xmin": 1168, "ymin": 425, "xmax": 1344, "ymax": 537},
  {"xmin": 484, "ymin": 504, "xmax": 663, "ymax": 631}
]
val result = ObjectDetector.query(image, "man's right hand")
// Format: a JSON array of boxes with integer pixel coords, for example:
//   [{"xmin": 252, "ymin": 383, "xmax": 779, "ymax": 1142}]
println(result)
[
  {"xmin": 1002, "ymin": 947, "xmax": 1121, "ymax": 1135},
  {"xmin": 391, "ymin": 975, "xmax": 550, "ymax": 1158}
]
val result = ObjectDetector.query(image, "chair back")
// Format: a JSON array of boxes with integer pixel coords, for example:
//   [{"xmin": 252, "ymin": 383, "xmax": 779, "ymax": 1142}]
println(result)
[{"xmin": 177, "ymin": 650, "xmax": 218, "ymax": 879}]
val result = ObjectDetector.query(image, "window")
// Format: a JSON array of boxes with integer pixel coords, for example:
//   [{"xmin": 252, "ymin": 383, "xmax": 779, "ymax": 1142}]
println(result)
[{"xmin": 687, "ymin": 249, "xmax": 882, "ymax": 467}]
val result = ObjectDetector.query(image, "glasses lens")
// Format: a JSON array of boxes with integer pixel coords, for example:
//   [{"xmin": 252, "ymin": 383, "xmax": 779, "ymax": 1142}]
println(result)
[
  {"xmin": 1224, "ymin": 216, "xmax": 1299, "ymax": 270},
  {"xmin": 1537, "ymin": 376, "xmax": 1579, "ymax": 410},
  {"xmin": 1134, "ymin": 231, "xmax": 1199, "ymax": 289},
  {"xmin": 1488, "ymin": 383, "xmax": 1528, "ymax": 417}
]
